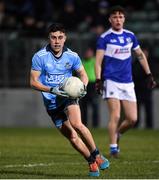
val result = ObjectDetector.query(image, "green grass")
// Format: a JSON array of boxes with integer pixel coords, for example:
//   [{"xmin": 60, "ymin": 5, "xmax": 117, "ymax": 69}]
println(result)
[{"xmin": 0, "ymin": 128, "xmax": 159, "ymax": 179}]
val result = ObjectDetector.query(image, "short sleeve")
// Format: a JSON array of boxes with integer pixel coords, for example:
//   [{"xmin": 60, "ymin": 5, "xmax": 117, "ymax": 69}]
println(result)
[
  {"xmin": 72, "ymin": 54, "xmax": 82, "ymax": 71},
  {"xmin": 96, "ymin": 37, "xmax": 106, "ymax": 50},
  {"xmin": 31, "ymin": 54, "xmax": 43, "ymax": 71},
  {"xmin": 132, "ymin": 34, "xmax": 140, "ymax": 50}
]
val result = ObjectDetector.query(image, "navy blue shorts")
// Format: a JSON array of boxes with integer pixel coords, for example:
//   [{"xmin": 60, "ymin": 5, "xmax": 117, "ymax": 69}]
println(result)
[{"xmin": 47, "ymin": 99, "xmax": 78, "ymax": 128}]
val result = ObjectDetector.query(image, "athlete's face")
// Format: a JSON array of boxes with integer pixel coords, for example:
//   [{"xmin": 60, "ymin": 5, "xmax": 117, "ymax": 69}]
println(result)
[
  {"xmin": 49, "ymin": 31, "xmax": 66, "ymax": 55},
  {"xmin": 109, "ymin": 11, "xmax": 125, "ymax": 31}
]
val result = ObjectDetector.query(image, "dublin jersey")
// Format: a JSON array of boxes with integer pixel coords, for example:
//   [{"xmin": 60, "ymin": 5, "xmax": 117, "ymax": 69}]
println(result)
[
  {"xmin": 96, "ymin": 28, "xmax": 140, "ymax": 83},
  {"xmin": 31, "ymin": 44, "xmax": 82, "ymax": 110}
]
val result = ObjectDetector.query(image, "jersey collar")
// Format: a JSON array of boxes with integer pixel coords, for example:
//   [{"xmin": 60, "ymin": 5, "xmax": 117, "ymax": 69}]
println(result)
[
  {"xmin": 46, "ymin": 44, "xmax": 68, "ymax": 59},
  {"xmin": 110, "ymin": 28, "xmax": 123, "ymax": 34}
]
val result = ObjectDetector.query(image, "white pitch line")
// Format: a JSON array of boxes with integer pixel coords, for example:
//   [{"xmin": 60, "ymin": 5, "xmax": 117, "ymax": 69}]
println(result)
[
  {"xmin": 1, "ymin": 160, "xmax": 159, "ymax": 169},
  {"xmin": 122, "ymin": 160, "xmax": 159, "ymax": 164},
  {"xmin": 4, "ymin": 163, "xmax": 56, "ymax": 168},
  {"xmin": 2, "ymin": 162, "xmax": 85, "ymax": 168}
]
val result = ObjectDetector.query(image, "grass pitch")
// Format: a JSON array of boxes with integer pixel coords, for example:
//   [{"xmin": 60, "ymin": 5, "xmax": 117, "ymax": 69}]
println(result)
[{"xmin": 0, "ymin": 128, "xmax": 159, "ymax": 179}]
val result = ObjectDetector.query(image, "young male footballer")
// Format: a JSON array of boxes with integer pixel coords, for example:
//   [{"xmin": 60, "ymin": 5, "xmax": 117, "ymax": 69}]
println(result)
[
  {"xmin": 30, "ymin": 23, "xmax": 109, "ymax": 177},
  {"xmin": 95, "ymin": 6, "xmax": 156, "ymax": 157}
]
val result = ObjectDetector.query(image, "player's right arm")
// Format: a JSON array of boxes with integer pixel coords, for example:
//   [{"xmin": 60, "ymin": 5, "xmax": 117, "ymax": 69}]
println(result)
[
  {"xmin": 31, "ymin": 53, "xmax": 69, "ymax": 97},
  {"xmin": 30, "ymin": 53, "xmax": 51, "ymax": 92},
  {"xmin": 30, "ymin": 70, "xmax": 69, "ymax": 97},
  {"xmin": 95, "ymin": 49, "xmax": 105, "ymax": 79},
  {"xmin": 30, "ymin": 70, "xmax": 50, "ymax": 92},
  {"xmin": 95, "ymin": 49, "xmax": 105, "ymax": 94}
]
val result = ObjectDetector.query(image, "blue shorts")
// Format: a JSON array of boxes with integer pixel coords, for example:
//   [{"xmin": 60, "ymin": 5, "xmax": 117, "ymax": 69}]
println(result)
[{"xmin": 47, "ymin": 99, "xmax": 78, "ymax": 128}]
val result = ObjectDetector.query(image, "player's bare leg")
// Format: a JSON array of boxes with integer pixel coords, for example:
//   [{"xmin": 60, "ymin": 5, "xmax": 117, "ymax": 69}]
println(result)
[
  {"xmin": 60, "ymin": 120, "xmax": 91, "ymax": 158},
  {"xmin": 67, "ymin": 104, "xmax": 96, "ymax": 151},
  {"xmin": 107, "ymin": 98, "xmax": 121, "ymax": 157},
  {"xmin": 110, "ymin": 100, "xmax": 137, "ymax": 158},
  {"xmin": 59, "ymin": 120, "xmax": 99, "ymax": 177},
  {"xmin": 67, "ymin": 104, "xmax": 109, "ymax": 170},
  {"xmin": 118, "ymin": 100, "xmax": 137, "ymax": 134}
]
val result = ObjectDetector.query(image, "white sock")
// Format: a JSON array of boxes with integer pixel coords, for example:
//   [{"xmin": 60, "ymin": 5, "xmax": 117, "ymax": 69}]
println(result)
[{"xmin": 110, "ymin": 144, "xmax": 118, "ymax": 148}]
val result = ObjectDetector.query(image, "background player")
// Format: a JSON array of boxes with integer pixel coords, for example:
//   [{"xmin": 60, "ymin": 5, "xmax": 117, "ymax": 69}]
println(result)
[
  {"xmin": 95, "ymin": 6, "xmax": 156, "ymax": 157},
  {"xmin": 30, "ymin": 23, "xmax": 109, "ymax": 176}
]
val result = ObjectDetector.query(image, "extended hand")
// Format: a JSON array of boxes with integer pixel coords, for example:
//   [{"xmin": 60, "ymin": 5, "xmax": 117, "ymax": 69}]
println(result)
[
  {"xmin": 50, "ymin": 86, "xmax": 69, "ymax": 97},
  {"xmin": 146, "ymin": 73, "xmax": 157, "ymax": 89},
  {"xmin": 95, "ymin": 79, "xmax": 103, "ymax": 95}
]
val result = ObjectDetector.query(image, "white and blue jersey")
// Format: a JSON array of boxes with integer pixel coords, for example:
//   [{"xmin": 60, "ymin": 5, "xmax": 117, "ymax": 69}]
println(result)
[
  {"xmin": 31, "ymin": 44, "xmax": 82, "ymax": 110},
  {"xmin": 96, "ymin": 28, "xmax": 140, "ymax": 83}
]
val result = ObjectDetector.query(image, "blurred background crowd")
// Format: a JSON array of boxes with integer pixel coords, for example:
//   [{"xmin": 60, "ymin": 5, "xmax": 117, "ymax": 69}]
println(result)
[
  {"xmin": 0, "ymin": 0, "xmax": 159, "ymax": 35},
  {"xmin": 0, "ymin": 0, "xmax": 159, "ymax": 128},
  {"xmin": 0, "ymin": 0, "xmax": 159, "ymax": 86}
]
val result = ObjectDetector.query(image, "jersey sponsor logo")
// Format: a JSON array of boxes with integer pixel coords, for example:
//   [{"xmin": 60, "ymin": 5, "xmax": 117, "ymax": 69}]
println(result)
[
  {"xmin": 46, "ymin": 73, "xmax": 65, "ymax": 84},
  {"xmin": 114, "ymin": 47, "xmax": 129, "ymax": 54}
]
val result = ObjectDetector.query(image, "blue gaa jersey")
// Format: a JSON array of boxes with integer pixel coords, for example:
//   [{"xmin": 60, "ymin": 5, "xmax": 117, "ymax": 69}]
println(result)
[
  {"xmin": 96, "ymin": 28, "xmax": 140, "ymax": 83},
  {"xmin": 31, "ymin": 44, "xmax": 82, "ymax": 110}
]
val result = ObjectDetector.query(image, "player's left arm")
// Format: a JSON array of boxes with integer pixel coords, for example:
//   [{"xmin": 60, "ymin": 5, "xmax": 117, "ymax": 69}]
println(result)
[
  {"xmin": 134, "ymin": 47, "xmax": 157, "ymax": 88},
  {"xmin": 134, "ymin": 47, "xmax": 151, "ymax": 75},
  {"xmin": 76, "ymin": 65, "xmax": 88, "ymax": 86}
]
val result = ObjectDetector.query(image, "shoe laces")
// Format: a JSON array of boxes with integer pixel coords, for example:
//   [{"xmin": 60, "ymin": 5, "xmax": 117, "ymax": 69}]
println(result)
[{"xmin": 89, "ymin": 162, "xmax": 99, "ymax": 172}]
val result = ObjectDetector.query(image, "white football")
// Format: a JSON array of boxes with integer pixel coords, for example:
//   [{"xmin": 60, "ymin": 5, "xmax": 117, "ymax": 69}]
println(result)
[{"xmin": 62, "ymin": 77, "xmax": 84, "ymax": 98}]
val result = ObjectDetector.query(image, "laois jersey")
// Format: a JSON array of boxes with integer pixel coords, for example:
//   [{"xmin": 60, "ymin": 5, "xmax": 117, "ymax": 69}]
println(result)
[
  {"xmin": 31, "ymin": 44, "xmax": 82, "ymax": 110},
  {"xmin": 96, "ymin": 28, "xmax": 140, "ymax": 83}
]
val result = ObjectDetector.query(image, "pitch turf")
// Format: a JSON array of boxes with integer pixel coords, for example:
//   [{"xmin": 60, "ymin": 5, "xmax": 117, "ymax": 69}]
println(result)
[{"xmin": 0, "ymin": 128, "xmax": 159, "ymax": 179}]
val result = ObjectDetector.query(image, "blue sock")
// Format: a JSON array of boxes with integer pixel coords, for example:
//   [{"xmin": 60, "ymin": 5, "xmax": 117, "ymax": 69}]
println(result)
[
  {"xmin": 91, "ymin": 148, "xmax": 100, "ymax": 159},
  {"xmin": 110, "ymin": 144, "xmax": 118, "ymax": 154},
  {"xmin": 86, "ymin": 155, "xmax": 95, "ymax": 164}
]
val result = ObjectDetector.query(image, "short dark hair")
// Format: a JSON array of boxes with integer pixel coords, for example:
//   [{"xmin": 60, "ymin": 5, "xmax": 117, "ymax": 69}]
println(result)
[
  {"xmin": 47, "ymin": 23, "xmax": 66, "ymax": 35},
  {"xmin": 108, "ymin": 5, "xmax": 126, "ymax": 17}
]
